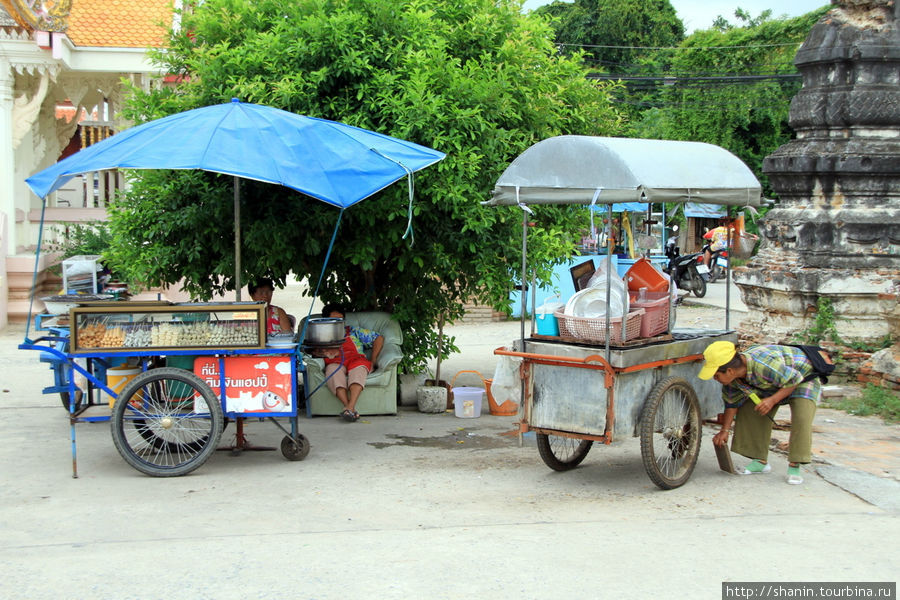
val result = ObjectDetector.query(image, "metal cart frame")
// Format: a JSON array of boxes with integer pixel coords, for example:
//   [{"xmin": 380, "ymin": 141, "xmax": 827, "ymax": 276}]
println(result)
[
  {"xmin": 487, "ymin": 135, "xmax": 764, "ymax": 489},
  {"xmin": 20, "ymin": 327, "xmax": 311, "ymax": 478}
]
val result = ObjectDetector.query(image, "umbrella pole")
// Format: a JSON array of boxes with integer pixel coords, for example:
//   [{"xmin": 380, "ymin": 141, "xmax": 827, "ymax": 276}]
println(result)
[{"xmin": 234, "ymin": 176, "xmax": 241, "ymax": 301}]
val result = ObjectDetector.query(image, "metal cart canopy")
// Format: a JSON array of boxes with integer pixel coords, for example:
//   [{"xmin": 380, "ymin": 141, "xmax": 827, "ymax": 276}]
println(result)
[{"xmin": 488, "ymin": 136, "xmax": 762, "ymax": 207}]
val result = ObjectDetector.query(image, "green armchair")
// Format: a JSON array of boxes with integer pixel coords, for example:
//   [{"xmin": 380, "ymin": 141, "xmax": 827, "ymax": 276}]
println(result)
[{"xmin": 301, "ymin": 311, "xmax": 402, "ymax": 416}]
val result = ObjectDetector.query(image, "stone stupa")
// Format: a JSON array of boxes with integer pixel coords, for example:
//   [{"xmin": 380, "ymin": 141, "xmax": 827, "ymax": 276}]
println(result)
[{"xmin": 736, "ymin": 0, "xmax": 900, "ymax": 360}]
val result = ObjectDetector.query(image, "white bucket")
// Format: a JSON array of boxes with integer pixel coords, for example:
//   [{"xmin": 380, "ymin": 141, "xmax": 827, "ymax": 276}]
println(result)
[
  {"xmin": 452, "ymin": 386, "xmax": 483, "ymax": 418},
  {"xmin": 105, "ymin": 366, "xmax": 141, "ymax": 406}
]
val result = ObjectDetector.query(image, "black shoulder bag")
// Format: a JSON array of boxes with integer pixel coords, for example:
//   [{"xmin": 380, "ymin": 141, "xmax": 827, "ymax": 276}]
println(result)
[{"xmin": 789, "ymin": 344, "xmax": 835, "ymax": 384}]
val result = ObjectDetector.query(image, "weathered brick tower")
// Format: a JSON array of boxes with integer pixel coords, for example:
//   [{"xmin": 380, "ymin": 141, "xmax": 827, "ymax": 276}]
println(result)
[{"xmin": 736, "ymin": 0, "xmax": 900, "ymax": 358}]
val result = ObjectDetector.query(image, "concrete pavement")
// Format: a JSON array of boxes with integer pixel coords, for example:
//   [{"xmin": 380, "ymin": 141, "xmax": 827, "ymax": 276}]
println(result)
[
  {"xmin": 678, "ymin": 275, "xmax": 748, "ymax": 313},
  {"xmin": 1, "ymin": 280, "xmax": 898, "ymax": 599}
]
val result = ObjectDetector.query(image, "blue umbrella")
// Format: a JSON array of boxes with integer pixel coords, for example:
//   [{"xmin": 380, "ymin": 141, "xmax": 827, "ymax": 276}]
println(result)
[
  {"xmin": 26, "ymin": 99, "xmax": 445, "ymax": 297},
  {"xmin": 27, "ymin": 98, "xmax": 444, "ymax": 204}
]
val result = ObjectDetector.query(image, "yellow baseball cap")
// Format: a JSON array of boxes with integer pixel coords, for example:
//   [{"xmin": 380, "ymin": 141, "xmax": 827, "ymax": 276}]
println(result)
[{"xmin": 698, "ymin": 341, "xmax": 737, "ymax": 380}]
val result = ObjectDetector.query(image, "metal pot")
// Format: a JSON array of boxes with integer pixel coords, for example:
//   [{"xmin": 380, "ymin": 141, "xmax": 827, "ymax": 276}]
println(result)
[{"xmin": 306, "ymin": 317, "xmax": 345, "ymax": 345}]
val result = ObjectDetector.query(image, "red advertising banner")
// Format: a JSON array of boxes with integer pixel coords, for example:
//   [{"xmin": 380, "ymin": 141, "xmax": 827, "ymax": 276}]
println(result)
[{"xmin": 193, "ymin": 356, "xmax": 293, "ymax": 413}]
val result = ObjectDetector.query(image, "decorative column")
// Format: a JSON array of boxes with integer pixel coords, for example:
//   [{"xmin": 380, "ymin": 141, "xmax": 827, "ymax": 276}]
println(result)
[
  {"xmin": 0, "ymin": 56, "xmax": 15, "ymax": 249},
  {"xmin": 736, "ymin": 0, "xmax": 900, "ymax": 349}
]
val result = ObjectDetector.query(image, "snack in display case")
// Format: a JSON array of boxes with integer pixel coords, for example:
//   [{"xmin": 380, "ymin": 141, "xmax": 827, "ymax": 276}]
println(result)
[{"xmin": 70, "ymin": 303, "xmax": 266, "ymax": 353}]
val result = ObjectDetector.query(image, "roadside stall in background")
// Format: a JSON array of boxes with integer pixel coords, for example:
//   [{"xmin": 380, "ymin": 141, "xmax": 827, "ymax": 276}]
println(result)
[
  {"xmin": 510, "ymin": 200, "xmax": 668, "ymax": 319},
  {"xmin": 19, "ymin": 100, "xmax": 444, "ymax": 478},
  {"xmin": 488, "ymin": 135, "xmax": 762, "ymax": 489}
]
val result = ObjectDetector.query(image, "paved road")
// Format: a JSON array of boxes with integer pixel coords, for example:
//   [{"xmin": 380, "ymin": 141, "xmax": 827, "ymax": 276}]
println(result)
[
  {"xmin": 2, "ymin": 303, "xmax": 899, "ymax": 599},
  {"xmin": 683, "ymin": 276, "xmax": 748, "ymax": 312}
]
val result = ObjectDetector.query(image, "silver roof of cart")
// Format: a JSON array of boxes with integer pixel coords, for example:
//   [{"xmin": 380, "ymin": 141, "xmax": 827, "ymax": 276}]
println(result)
[{"xmin": 487, "ymin": 135, "xmax": 762, "ymax": 207}]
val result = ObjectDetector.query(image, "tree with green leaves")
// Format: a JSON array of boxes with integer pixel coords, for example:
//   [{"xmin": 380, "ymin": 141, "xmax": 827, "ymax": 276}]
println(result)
[
  {"xmin": 105, "ymin": 0, "xmax": 624, "ymax": 372},
  {"xmin": 533, "ymin": 0, "xmax": 684, "ymax": 72},
  {"xmin": 631, "ymin": 6, "xmax": 830, "ymax": 199}
]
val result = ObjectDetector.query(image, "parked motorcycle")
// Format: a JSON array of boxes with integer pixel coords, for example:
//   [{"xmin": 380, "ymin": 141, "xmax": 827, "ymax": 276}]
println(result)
[{"xmin": 664, "ymin": 238, "xmax": 708, "ymax": 298}]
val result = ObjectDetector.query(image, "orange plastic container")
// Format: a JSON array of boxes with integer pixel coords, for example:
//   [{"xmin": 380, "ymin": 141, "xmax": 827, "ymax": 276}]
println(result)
[{"xmin": 624, "ymin": 258, "xmax": 668, "ymax": 293}]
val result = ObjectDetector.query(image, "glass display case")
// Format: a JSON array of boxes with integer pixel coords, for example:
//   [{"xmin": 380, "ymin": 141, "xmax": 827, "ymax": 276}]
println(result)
[{"xmin": 69, "ymin": 302, "xmax": 266, "ymax": 353}]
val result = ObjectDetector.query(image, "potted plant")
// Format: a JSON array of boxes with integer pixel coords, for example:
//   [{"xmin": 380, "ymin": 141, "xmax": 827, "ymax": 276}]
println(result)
[{"xmin": 416, "ymin": 315, "xmax": 450, "ymax": 413}]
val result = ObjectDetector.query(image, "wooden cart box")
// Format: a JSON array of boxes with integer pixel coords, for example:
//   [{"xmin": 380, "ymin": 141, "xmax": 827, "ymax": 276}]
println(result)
[{"xmin": 69, "ymin": 302, "xmax": 266, "ymax": 354}]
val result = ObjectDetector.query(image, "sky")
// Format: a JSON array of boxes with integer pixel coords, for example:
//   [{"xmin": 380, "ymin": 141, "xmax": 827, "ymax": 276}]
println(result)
[{"xmin": 521, "ymin": 0, "xmax": 830, "ymax": 33}]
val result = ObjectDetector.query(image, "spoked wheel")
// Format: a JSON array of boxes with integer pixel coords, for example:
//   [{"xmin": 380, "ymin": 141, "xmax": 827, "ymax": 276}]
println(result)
[
  {"xmin": 111, "ymin": 367, "xmax": 223, "ymax": 477},
  {"xmin": 690, "ymin": 271, "xmax": 707, "ymax": 298},
  {"xmin": 536, "ymin": 433, "xmax": 592, "ymax": 471},
  {"xmin": 640, "ymin": 377, "xmax": 701, "ymax": 490},
  {"xmin": 281, "ymin": 434, "xmax": 310, "ymax": 461}
]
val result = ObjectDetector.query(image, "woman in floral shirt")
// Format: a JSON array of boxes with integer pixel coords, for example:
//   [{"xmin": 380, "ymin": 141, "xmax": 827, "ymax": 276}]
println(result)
[{"xmin": 699, "ymin": 341, "xmax": 820, "ymax": 484}]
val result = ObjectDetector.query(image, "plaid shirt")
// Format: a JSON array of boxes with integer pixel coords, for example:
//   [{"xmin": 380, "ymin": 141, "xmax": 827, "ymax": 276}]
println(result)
[{"xmin": 722, "ymin": 345, "xmax": 821, "ymax": 408}]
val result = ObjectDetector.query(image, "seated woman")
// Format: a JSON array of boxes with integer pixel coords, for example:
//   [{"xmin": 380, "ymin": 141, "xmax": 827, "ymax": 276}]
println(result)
[
  {"xmin": 319, "ymin": 302, "xmax": 383, "ymax": 422},
  {"xmin": 249, "ymin": 278, "xmax": 292, "ymax": 334}
]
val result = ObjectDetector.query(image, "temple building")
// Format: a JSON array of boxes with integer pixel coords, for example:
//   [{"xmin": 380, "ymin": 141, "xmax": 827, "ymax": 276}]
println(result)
[{"xmin": 0, "ymin": 0, "xmax": 176, "ymax": 327}]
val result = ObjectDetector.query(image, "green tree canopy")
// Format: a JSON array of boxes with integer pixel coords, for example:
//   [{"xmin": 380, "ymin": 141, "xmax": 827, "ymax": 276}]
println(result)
[
  {"xmin": 630, "ymin": 6, "xmax": 830, "ymax": 198},
  {"xmin": 533, "ymin": 0, "xmax": 685, "ymax": 72},
  {"xmin": 105, "ymin": 0, "xmax": 624, "ymax": 371}
]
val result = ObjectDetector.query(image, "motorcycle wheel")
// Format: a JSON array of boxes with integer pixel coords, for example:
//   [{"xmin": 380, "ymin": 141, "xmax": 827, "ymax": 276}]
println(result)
[
  {"xmin": 709, "ymin": 261, "xmax": 722, "ymax": 283},
  {"xmin": 691, "ymin": 271, "xmax": 707, "ymax": 298}
]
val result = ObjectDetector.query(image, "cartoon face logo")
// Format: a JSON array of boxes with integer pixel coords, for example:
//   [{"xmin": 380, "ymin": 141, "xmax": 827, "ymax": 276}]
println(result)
[{"xmin": 262, "ymin": 391, "xmax": 286, "ymax": 410}]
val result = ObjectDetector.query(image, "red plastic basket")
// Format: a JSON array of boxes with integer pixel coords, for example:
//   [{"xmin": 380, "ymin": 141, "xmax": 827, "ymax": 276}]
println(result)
[
  {"xmin": 629, "ymin": 291, "xmax": 670, "ymax": 337},
  {"xmin": 554, "ymin": 307, "xmax": 644, "ymax": 344}
]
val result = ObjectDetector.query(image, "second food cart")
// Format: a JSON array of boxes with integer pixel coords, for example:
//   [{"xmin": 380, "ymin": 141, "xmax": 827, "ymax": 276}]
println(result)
[{"xmin": 487, "ymin": 135, "xmax": 763, "ymax": 489}]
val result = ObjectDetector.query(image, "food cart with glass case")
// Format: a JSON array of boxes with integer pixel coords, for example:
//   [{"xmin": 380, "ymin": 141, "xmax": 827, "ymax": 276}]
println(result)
[{"xmin": 25, "ymin": 300, "xmax": 311, "ymax": 477}]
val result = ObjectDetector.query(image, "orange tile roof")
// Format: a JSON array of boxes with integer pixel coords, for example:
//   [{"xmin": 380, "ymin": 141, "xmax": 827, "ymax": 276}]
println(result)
[{"xmin": 67, "ymin": 0, "xmax": 174, "ymax": 48}]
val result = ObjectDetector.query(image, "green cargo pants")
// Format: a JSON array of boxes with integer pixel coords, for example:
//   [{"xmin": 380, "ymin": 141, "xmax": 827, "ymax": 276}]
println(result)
[{"xmin": 731, "ymin": 396, "xmax": 817, "ymax": 464}]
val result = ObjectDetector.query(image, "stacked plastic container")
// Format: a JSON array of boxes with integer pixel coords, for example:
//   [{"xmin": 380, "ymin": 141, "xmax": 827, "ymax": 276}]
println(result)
[{"xmin": 625, "ymin": 258, "xmax": 671, "ymax": 338}]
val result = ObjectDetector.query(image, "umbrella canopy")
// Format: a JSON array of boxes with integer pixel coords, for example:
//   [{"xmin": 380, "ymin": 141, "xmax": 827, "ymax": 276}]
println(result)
[
  {"xmin": 487, "ymin": 135, "xmax": 761, "ymax": 207},
  {"xmin": 26, "ymin": 99, "xmax": 445, "ymax": 300},
  {"xmin": 26, "ymin": 98, "xmax": 445, "ymax": 205}
]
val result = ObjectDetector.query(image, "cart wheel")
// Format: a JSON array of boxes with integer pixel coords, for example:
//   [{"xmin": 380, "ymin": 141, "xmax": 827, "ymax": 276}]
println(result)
[
  {"xmin": 691, "ymin": 271, "xmax": 707, "ymax": 298},
  {"xmin": 639, "ymin": 377, "xmax": 701, "ymax": 490},
  {"xmin": 281, "ymin": 434, "xmax": 310, "ymax": 461},
  {"xmin": 110, "ymin": 367, "xmax": 223, "ymax": 477},
  {"xmin": 536, "ymin": 434, "xmax": 592, "ymax": 471},
  {"xmin": 54, "ymin": 360, "xmax": 84, "ymax": 412},
  {"xmin": 59, "ymin": 389, "xmax": 84, "ymax": 412}
]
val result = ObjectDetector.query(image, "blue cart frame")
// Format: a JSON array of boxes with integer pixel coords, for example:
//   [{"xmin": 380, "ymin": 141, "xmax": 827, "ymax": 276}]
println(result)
[{"xmin": 20, "ymin": 317, "xmax": 312, "ymax": 477}]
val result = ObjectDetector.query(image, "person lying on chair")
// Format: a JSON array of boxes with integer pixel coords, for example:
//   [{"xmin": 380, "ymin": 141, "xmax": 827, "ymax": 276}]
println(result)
[{"xmin": 319, "ymin": 302, "xmax": 384, "ymax": 422}]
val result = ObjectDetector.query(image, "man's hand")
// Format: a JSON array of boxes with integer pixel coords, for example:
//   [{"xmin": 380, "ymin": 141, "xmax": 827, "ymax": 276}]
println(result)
[
  {"xmin": 712, "ymin": 429, "xmax": 729, "ymax": 447},
  {"xmin": 754, "ymin": 395, "xmax": 778, "ymax": 416}
]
